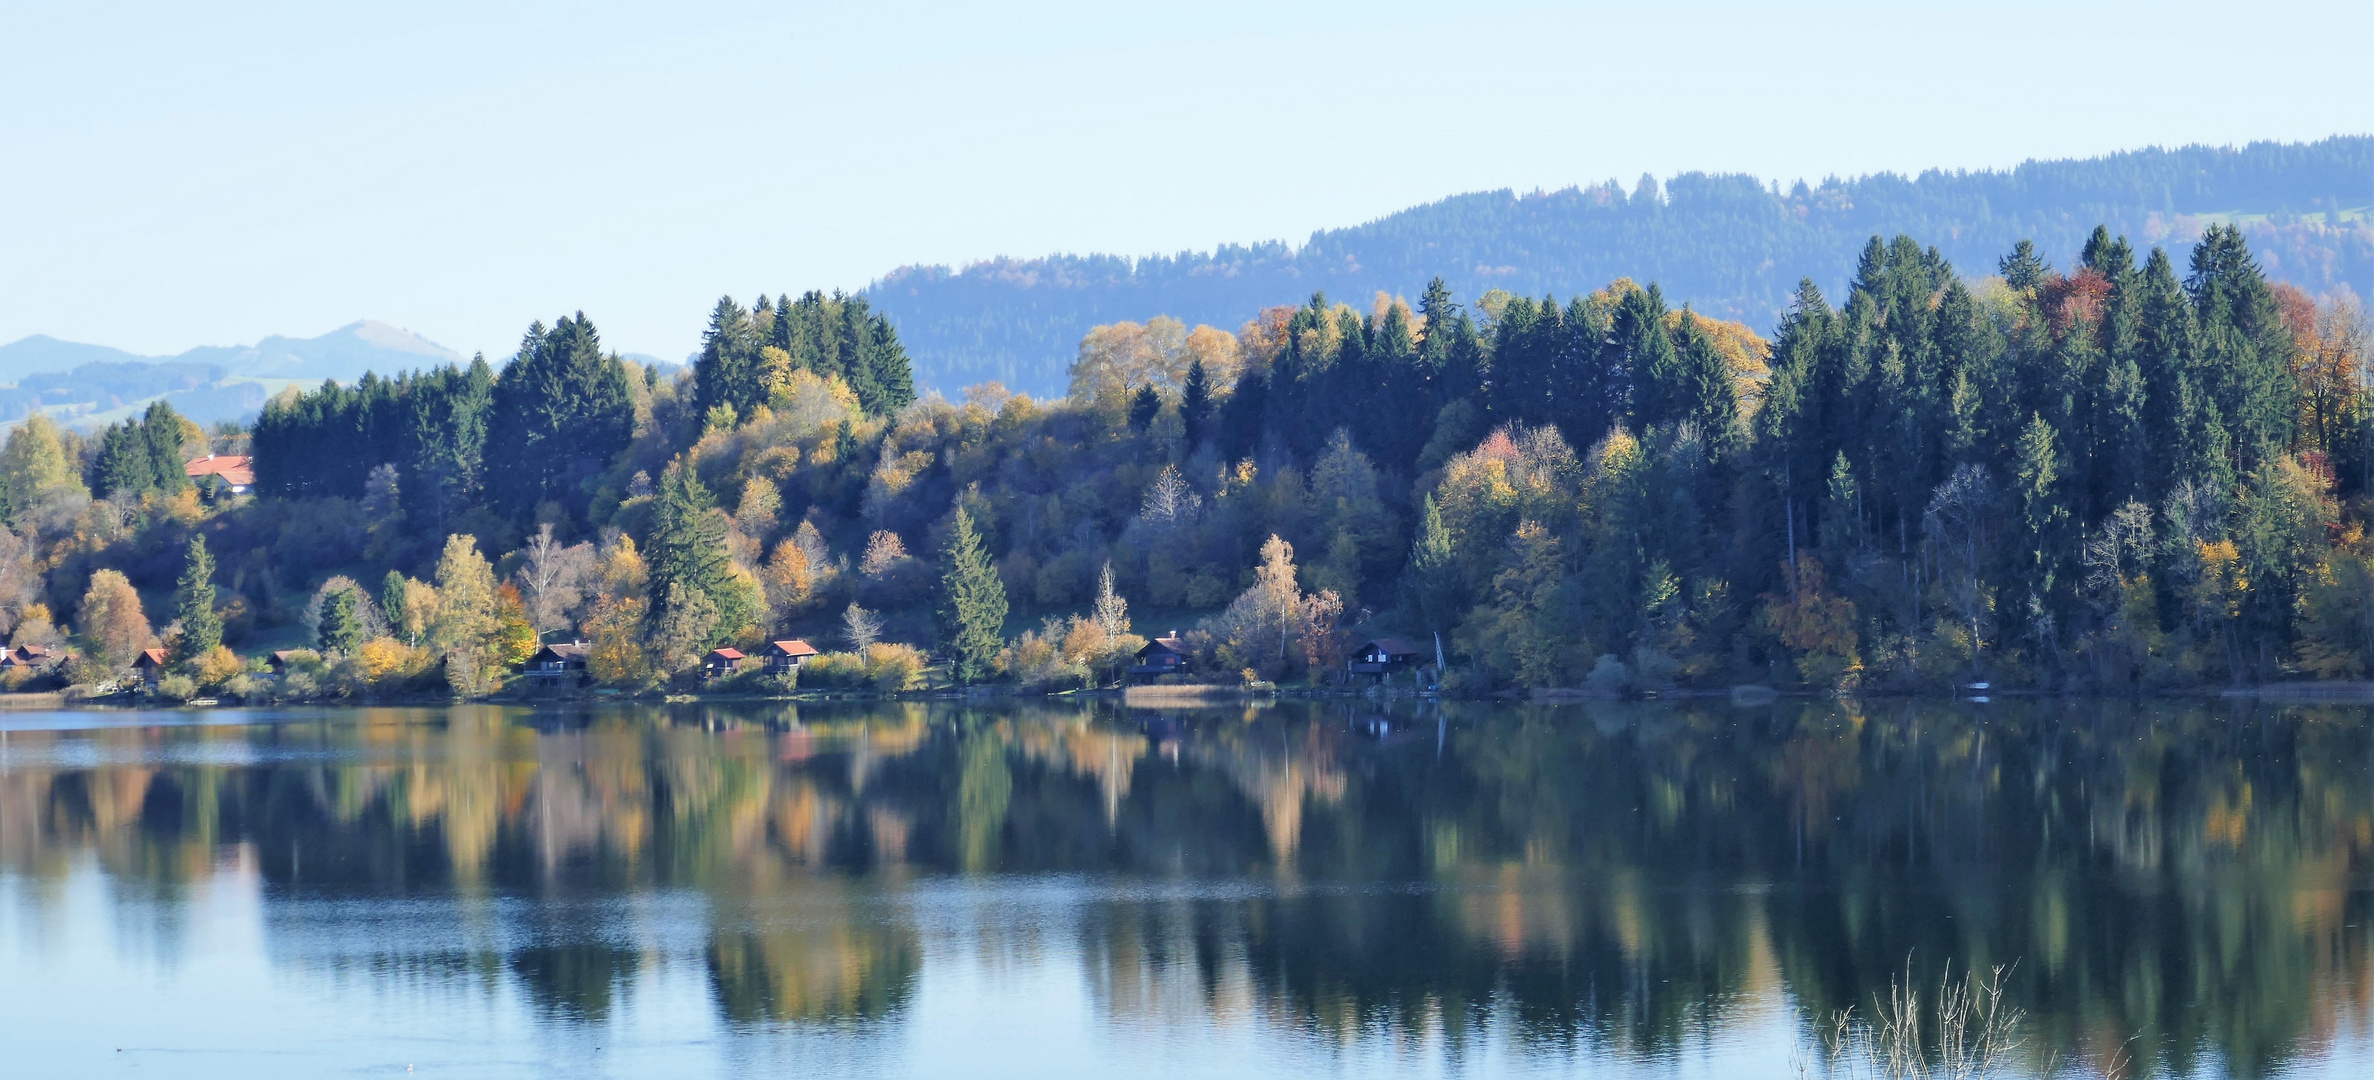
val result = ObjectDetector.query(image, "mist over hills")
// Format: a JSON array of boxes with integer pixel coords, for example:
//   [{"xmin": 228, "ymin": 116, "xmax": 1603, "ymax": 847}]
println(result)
[
  {"xmin": 865, "ymin": 136, "xmax": 2374, "ymax": 399},
  {"xmin": 0, "ymin": 320, "xmax": 463, "ymax": 427}
]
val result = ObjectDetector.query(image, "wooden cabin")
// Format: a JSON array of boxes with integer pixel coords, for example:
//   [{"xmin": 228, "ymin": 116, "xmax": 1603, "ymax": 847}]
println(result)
[
  {"xmin": 701, "ymin": 648, "xmax": 746, "ymax": 678},
  {"xmin": 1348, "ymin": 637, "xmax": 1425, "ymax": 677},
  {"xmin": 0, "ymin": 643, "xmax": 59, "ymax": 672},
  {"xmin": 1130, "ymin": 634, "xmax": 1191, "ymax": 678},
  {"xmin": 268, "ymin": 650, "xmax": 303, "ymax": 677},
  {"xmin": 762, "ymin": 640, "xmax": 818, "ymax": 674},
  {"xmin": 133, "ymin": 648, "xmax": 169, "ymax": 690},
  {"xmin": 523, "ymin": 642, "xmax": 590, "ymax": 681}
]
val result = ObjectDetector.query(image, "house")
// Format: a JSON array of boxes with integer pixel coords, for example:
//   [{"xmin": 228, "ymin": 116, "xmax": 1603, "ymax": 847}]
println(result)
[
  {"xmin": 702, "ymin": 648, "xmax": 746, "ymax": 678},
  {"xmin": 1129, "ymin": 633, "xmax": 1191, "ymax": 678},
  {"xmin": 0, "ymin": 644, "xmax": 59, "ymax": 672},
  {"xmin": 133, "ymin": 648, "xmax": 169, "ymax": 690},
  {"xmin": 523, "ymin": 642, "xmax": 590, "ymax": 681},
  {"xmin": 268, "ymin": 650, "xmax": 303, "ymax": 677},
  {"xmin": 761, "ymin": 639, "xmax": 818, "ymax": 674},
  {"xmin": 1348, "ymin": 637, "xmax": 1425, "ymax": 678},
  {"xmin": 184, "ymin": 454, "xmax": 255, "ymax": 495}
]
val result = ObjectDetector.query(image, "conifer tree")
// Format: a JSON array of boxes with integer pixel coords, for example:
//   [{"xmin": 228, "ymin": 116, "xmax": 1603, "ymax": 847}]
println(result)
[
  {"xmin": 646, "ymin": 464, "xmax": 734, "ymax": 661},
  {"xmin": 1128, "ymin": 385, "xmax": 1161, "ymax": 431},
  {"xmin": 486, "ymin": 313, "xmax": 635, "ymax": 526},
  {"xmin": 172, "ymin": 534, "xmax": 221, "ymax": 664},
  {"xmin": 1180, "ymin": 359, "xmax": 1213, "ymax": 448},
  {"xmin": 935, "ymin": 507, "xmax": 1007, "ymax": 683}
]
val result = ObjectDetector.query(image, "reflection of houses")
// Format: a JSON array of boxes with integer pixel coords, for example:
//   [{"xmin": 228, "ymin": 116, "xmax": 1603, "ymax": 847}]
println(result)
[
  {"xmin": 1347, "ymin": 638, "xmax": 1424, "ymax": 681},
  {"xmin": 524, "ymin": 642, "xmax": 590, "ymax": 681},
  {"xmin": 184, "ymin": 454, "xmax": 254, "ymax": 495},
  {"xmin": 133, "ymin": 648, "xmax": 169, "ymax": 690},
  {"xmin": 1129, "ymin": 633, "xmax": 1190, "ymax": 679},
  {"xmin": 702, "ymin": 648, "xmax": 746, "ymax": 678},
  {"xmin": 762, "ymin": 640, "xmax": 818, "ymax": 675}
]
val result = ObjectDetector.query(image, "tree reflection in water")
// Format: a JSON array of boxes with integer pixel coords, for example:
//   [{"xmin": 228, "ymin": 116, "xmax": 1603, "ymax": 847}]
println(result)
[{"xmin": 0, "ymin": 697, "xmax": 2367, "ymax": 1076}]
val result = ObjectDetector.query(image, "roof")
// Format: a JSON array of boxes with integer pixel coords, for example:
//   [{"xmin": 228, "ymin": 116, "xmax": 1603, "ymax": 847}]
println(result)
[
  {"xmin": 270, "ymin": 650, "xmax": 302, "ymax": 662},
  {"xmin": 185, "ymin": 454, "xmax": 255, "ymax": 486},
  {"xmin": 1360, "ymin": 637, "xmax": 1425, "ymax": 657},
  {"xmin": 768, "ymin": 639, "xmax": 819, "ymax": 657},
  {"xmin": 705, "ymin": 648, "xmax": 746, "ymax": 661},
  {"xmin": 1138, "ymin": 636, "xmax": 1188, "ymax": 656},
  {"xmin": 136, "ymin": 648, "xmax": 169, "ymax": 666},
  {"xmin": 531, "ymin": 643, "xmax": 590, "ymax": 661}
]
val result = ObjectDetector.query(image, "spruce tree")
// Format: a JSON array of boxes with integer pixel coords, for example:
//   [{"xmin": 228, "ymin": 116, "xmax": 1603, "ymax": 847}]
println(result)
[
  {"xmin": 142, "ymin": 401, "xmax": 190, "ymax": 495},
  {"xmin": 173, "ymin": 534, "xmax": 221, "ymax": 664},
  {"xmin": 1128, "ymin": 385, "xmax": 1161, "ymax": 431},
  {"xmin": 935, "ymin": 507, "xmax": 1007, "ymax": 683},
  {"xmin": 321, "ymin": 588, "xmax": 365, "ymax": 655},
  {"xmin": 485, "ymin": 313, "xmax": 635, "ymax": 526},
  {"xmin": 1180, "ymin": 359, "xmax": 1213, "ymax": 447},
  {"xmin": 646, "ymin": 464, "xmax": 733, "ymax": 659}
]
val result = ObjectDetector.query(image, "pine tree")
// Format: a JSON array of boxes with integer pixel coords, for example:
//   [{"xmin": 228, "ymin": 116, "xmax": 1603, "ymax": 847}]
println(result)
[
  {"xmin": 1180, "ymin": 359, "xmax": 1213, "ymax": 448},
  {"xmin": 321, "ymin": 587, "xmax": 365, "ymax": 655},
  {"xmin": 935, "ymin": 507, "xmax": 1008, "ymax": 683},
  {"xmin": 1128, "ymin": 385, "xmax": 1161, "ymax": 431},
  {"xmin": 141, "ymin": 401, "xmax": 190, "ymax": 495},
  {"xmin": 172, "ymin": 535, "xmax": 221, "ymax": 664},
  {"xmin": 485, "ymin": 313, "xmax": 635, "ymax": 526},
  {"xmin": 646, "ymin": 463, "xmax": 734, "ymax": 664},
  {"xmin": 1406, "ymin": 494, "xmax": 1461, "ymax": 634}
]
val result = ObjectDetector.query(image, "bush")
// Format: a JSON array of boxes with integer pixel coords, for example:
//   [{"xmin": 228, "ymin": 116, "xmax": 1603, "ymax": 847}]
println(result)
[
  {"xmin": 157, "ymin": 673, "xmax": 199, "ymax": 701},
  {"xmin": 864, "ymin": 642, "xmax": 927, "ymax": 692},
  {"xmin": 799, "ymin": 645, "xmax": 927, "ymax": 693},
  {"xmin": 194, "ymin": 646, "xmax": 243, "ymax": 689}
]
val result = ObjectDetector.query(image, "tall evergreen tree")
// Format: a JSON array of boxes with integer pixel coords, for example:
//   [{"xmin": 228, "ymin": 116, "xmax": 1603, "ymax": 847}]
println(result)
[
  {"xmin": 935, "ymin": 507, "xmax": 1008, "ymax": 683},
  {"xmin": 645, "ymin": 463, "xmax": 734, "ymax": 658},
  {"xmin": 173, "ymin": 534, "xmax": 221, "ymax": 664},
  {"xmin": 1180, "ymin": 359, "xmax": 1214, "ymax": 448}
]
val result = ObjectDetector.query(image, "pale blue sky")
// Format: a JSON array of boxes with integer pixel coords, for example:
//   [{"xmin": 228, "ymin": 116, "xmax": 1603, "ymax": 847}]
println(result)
[{"xmin": 3, "ymin": 0, "xmax": 2368, "ymax": 362}]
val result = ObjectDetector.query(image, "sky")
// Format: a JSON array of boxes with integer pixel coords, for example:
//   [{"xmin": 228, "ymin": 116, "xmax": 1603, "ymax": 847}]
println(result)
[{"xmin": 2, "ymin": 0, "xmax": 2369, "ymax": 363}]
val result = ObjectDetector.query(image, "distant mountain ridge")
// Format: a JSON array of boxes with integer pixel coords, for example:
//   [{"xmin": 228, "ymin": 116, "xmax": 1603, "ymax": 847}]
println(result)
[
  {"xmin": 0, "ymin": 321, "xmax": 463, "ymax": 427},
  {"xmin": 864, "ymin": 136, "xmax": 2374, "ymax": 399}
]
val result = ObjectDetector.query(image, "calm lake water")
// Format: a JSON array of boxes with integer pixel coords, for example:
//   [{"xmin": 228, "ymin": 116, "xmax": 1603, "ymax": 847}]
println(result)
[{"xmin": 2, "ymin": 697, "xmax": 2370, "ymax": 1078}]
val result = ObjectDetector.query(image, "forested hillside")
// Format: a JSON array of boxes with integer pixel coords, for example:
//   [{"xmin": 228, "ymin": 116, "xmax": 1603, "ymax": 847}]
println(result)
[
  {"xmin": 0, "ymin": 213, "xmax": 2367, "ymax": 699},
  {"xmin": 869, "ymin": 137, "xmax": 2373, "ymax": 397}
]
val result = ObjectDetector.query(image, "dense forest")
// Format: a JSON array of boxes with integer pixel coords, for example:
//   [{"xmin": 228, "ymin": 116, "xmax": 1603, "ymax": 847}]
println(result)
[
  {"xmin": 870, "ymin": 137, "xmax": 2373, "ymax": 397},
  {"xmin": 0, "ymin": 214, "xmax": 2366, "ymax": 698}
]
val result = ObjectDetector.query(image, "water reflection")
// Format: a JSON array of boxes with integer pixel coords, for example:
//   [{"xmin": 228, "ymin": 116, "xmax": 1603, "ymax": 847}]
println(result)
[{"xmin": 1, "ymin": 698, "xmax": 2369, "ymax": 1077}]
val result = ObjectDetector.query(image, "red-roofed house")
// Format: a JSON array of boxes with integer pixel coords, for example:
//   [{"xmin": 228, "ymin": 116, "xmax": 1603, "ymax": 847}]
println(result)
[
  {"xmin": 185, "ymin": 455, "xmax": 255, "ymax": 495},
  {"xmin": 702, "ymin": 648, "xmax": 746, "ymax": 678},
  {"xmin": 762, "ymin": 640, "xmax": 818, "ymax": 674},
  {"xmin": 133, "ymin": 647, "xmax": 169, "ymax": 690}
]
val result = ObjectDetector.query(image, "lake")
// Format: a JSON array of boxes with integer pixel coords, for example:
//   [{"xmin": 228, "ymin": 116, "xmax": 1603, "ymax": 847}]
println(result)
[{"xmin": 1, "ymin": 697, "xmax": 2368, "ymax": 1078}]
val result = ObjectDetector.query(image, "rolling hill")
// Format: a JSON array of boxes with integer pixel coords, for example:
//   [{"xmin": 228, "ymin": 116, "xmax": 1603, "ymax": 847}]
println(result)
[
  {"xmin": 864, "ymin": 136, "xmax": 2374, "ymax": 399},
  {"xmin": 0, "ymin": 321, "xmax": 464, "ymax": 428}
]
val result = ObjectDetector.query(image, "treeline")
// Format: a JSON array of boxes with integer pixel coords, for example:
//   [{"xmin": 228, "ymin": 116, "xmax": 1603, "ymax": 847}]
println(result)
[
  {"xmin": 0, "ymin": 220, "xmax": 2365, "ymax": 698},
  {"xmin": 870, "ymin": 136, "xmax": 2374, "ymax": 397}
]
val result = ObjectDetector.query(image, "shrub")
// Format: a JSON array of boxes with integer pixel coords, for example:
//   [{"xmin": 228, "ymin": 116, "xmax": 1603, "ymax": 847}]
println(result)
[
  {"xmin": 194, "ymin": 646, "xmax": 243, "ymax": 689},
  {"xmin": 864, "ymin": 642, "xmax": 927, "ymax": 692},
  {"xmin": 157, "ymin": 673, "xmax": 199, "ymax": 701}
]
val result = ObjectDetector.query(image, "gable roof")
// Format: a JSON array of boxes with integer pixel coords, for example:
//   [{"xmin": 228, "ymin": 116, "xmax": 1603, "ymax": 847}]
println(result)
[
  {"xmin": 136, "ymin": 648, "xmax": 169, "ymax": 666},
  {"xmin": 1360, "ymin": 637, "xmax": 1425, "ymax": 657},
  {"xmin": 1138, "ymin": 636, "xmax": 1188, "ymax": 657},
  {"xmin": 704, "ymin": 647, "xmax": 746, "ymax": 661},
  {"xmin": 767, "ymin": 639, "xmax": 819, "ymax": 657},
  {"xmin": 185, "ymin": 454, "xmax": 255, "ymax": 486},
  {"xmin": 530, "ymin": 643, "xmax": 590, "ymax": 662}
]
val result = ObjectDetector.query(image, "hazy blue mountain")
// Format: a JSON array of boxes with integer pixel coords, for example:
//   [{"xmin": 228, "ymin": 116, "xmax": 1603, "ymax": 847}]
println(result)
[
  {"xmin": 0, "ymin": 336, "xmax": 157, "ymax": 384},
  {"xmin": 0, "ymin": 320, "xmax": 462, "ymax": 427},
  {"xmin": 865, "ymin": 136, "xmax": 2374, "ymax": 399},
  {"xmin": 177, "ymin": 320, "xmax": 463, "ymax": 382}
]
